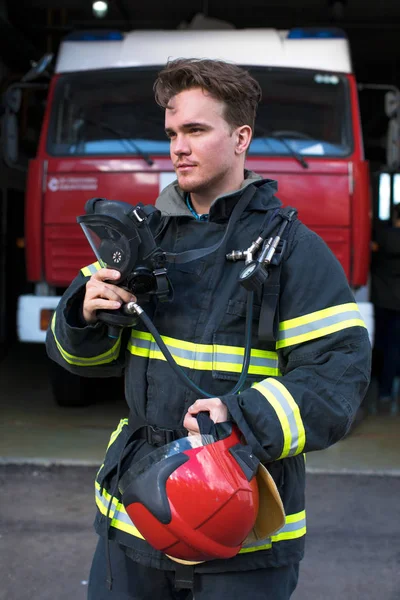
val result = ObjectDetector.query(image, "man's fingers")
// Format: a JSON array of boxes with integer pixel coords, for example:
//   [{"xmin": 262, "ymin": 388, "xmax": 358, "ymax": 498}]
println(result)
[
  {"xmin": 183, "ymin": 413, "xmax": 200, "ymax": 434},
  {"xmin": 186, "ymin": 398, "xmax": 228, "ymax": 425},
  {"xmin": 91, "ymin": 268, "xmax": 121, "ymax": 282},
  {"xmin": 88, "ymin": 282, "xmax": 128, "ymax": 302},
  {"xmin": 83, "ymin": 270, "xmax": 136, "ymax": 323},
  {"xmin": 86, "ymin": 298, "xmax": 122, "ymax": 312},
  {"xmin": 87, "ymin": 280, "xmax": 135, "ymax": 305}
]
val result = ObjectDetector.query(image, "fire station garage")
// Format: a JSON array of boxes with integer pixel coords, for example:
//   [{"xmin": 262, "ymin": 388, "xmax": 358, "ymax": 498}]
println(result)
[{"xmin": 1, "ymin": 0, "xmax": 400, "ymax": 474}]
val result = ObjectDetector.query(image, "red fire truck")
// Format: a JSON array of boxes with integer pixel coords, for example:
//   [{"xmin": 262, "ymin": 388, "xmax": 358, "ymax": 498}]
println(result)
[{"xmin": 4, "ymin": 27, "xmax": 373, "ymax": 404}]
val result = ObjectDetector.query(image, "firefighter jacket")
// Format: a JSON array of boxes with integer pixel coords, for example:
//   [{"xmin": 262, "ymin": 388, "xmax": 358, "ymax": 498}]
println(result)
[{"xmin": 46, "ymin": 171, "xmax": 371, "ymax": 573}]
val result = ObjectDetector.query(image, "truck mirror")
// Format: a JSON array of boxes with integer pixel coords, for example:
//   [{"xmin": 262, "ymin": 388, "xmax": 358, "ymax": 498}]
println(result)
[
  {"xmin": 386, "ymin": 118, "xmax": 400, "ymax": 170},
  {"xmin": 21, "ymin": 53, "xmax": 53, "ymax": 83},
  {"xmin": 1, "ymin": 81, "xmax": 48, "ymax": 171}
]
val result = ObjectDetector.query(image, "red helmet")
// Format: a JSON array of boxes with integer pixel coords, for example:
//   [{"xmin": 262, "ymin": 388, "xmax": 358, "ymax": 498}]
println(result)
[{"xmin": 119, "ymin": 415, "xmax": 285, "ymax": 563}]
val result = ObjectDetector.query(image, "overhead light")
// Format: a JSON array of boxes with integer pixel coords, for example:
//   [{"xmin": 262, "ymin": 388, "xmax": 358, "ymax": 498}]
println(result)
[{"xmin": 92, "ymin": 1, "xmax": 108, "ymax": 18}]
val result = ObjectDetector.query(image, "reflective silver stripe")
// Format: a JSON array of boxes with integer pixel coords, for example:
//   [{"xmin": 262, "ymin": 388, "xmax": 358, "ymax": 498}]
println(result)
[
  {"xmin": 87, "ymin": 263, "xmax": 100, "ymax": 275},
  {"xmin": 240, "ymin": 512, "xmax": 306, "ymax": 552},
  {"xmin": 133, "ymin": 337, "xmax": 212, "ymax": 364},
  {"xmin": 53, "ymin": 349, "xmax": 121, "ymax": 367},
  {"xmin": 95, "ymin": 486, "xmax": 131, "ymax": 525},
  {"xmin": 278, "ymin": 309, "xmax": 363, "ymax": 342},
  {"xmin": 95, "ymin": 480, "xmax": 306, "ymax": 551},
  {"xmin": 277, "ymin": 303, "xmax": 367, "ymax": 349},
  {"xmin": 95, "ymin": 483, "xmax": 144, "ymax": 538},
  {"xmin": 213, "ymin": 351, "xmax": 278, "ymax": 371},
  {"xmin": 80, "ymin": 261, "xmax": 103, "ymax": 277},
  {"xmin": 128, "ymin": 332, "xmax": 279, "ymax": 375},
  {"xmin": 253, "ymin": 378, "xmax": 306, "ymax": 458},
  {"xmin": 51, "ymin": 313, "xmax": 122, "ymax": 366}
]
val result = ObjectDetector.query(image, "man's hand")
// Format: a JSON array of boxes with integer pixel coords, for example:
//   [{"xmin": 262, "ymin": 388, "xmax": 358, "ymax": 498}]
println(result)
[
  {"xmin": 83, "ymin": 268, "xmax": 136, "ymax": 324},
  {"xmin": 183, "ymin": 397, "xmax": 228, "ymax": 434}
]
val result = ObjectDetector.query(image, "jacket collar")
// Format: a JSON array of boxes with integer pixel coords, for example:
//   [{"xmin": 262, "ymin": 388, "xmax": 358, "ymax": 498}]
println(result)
[{"xmin": 155, "ymin": 170, "xmax": 281, "ymax": 221}]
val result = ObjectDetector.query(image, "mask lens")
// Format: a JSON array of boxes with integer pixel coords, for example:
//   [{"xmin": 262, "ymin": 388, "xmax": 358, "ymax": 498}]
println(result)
[{"xmin": 80, "ymin": 222, "xmax": 133, "ymax": 274}]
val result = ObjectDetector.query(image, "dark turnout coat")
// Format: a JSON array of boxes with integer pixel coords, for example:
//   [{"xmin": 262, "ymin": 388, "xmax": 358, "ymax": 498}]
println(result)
[{"xmin": 46, "ymin": 171, "xmax": 371, "ymax": 573}]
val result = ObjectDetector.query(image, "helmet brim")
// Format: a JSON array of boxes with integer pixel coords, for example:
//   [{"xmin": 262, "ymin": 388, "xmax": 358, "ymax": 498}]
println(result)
[{"xmin": 244, "ymin": 464, "xmax": 286, "ymax": 544}]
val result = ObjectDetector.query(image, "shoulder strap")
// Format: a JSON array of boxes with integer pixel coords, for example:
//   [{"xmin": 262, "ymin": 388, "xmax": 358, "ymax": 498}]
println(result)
[{"xmin": 258, "ymin": 206, "xmax": 297, "ymax": 342}]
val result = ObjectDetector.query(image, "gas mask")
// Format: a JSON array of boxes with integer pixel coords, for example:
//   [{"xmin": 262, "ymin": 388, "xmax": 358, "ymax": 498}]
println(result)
[{"xmin": 77, "ymin": 197, "xmax": 171, "ymax": 302}]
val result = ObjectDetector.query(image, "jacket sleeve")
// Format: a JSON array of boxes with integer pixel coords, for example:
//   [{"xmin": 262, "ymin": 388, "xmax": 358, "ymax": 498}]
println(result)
[
  {"xmin": 222, "ymin": 226, "xmax": 372, "ymax": 464},
  {"xmin": 45, "ymin": 262, "xmax": 127, "ymax": 378}
]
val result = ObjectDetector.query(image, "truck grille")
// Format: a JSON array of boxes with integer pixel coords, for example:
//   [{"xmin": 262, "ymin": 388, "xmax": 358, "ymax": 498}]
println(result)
[{"xmin": 44, "ymin": 225, "xmax": 95, "ymax": 286}]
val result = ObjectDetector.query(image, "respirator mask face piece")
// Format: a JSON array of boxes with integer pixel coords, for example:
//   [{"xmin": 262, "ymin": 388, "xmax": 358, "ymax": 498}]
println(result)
[
  {"xmin": 79, "ymin": 219, "xmax": 139, "ymax": 280},
  {"xmin": 77, "ymin": 198, "xmax": 167, "ymax": 299}
]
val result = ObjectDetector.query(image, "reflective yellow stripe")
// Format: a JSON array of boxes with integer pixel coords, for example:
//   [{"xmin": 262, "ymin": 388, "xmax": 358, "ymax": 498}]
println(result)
[
  {"xmin": 80, "ymin": 261, "xmax": 104, "ymax": 277},
  {"xmin": 107, "ymin": 418, "xmax": 129, "ymax": 449},
  {"xmin": 51, "ymin": 313, "xmax": 121, "ymax": 366},
  {"xmin": 128, "ymin": 330, "xmax": 280, "ymax": 377},
  {"xmin": 95, "ymin": 477, "xmax": 305, "ymax": 551},
  {"xmin": 96, "ymin": 419, "xmax": 305, "ymax": 551},
  {"xmin": 253, "ymin": 378, "xmax": 306, "ymax": 458},
  {"xmin": 97, "ymin": 419, "xmax": 129, "ymax": 485},
  {"xmin": 240, "ymin": 510, "xmax": 306, "ymax": 553},
  {"xmin": 277, "ymin": 302, "xmax": 367, "ymax": 349},
  {"xmin": 95, "ymin": 481, "xmax": 145, "ymax": 538}
]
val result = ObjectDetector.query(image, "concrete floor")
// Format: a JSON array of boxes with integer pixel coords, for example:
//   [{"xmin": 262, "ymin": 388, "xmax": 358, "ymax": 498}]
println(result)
[
  {"xmin": 1, "ymin": 342, "xmax": 400, "ymax": 475},
  {"xmin": 2, "ymin": 465, "xmax": 400, "ymax": 600}
]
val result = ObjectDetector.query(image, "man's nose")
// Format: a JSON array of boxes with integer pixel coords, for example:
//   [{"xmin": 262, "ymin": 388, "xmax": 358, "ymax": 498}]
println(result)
[{"xmin": 172, "ymin": 134, "xmax": 191, "ymax": 156}]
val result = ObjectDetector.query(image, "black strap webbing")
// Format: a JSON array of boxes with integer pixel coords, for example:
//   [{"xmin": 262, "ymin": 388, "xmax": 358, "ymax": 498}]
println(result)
[
  {"xmin": 259, "ymin": 262, "xmax": 283, "ymax": 342},
  {"xmin": 174, "ymin": 564, "xmax": 195, "ymax": 590},
  {"xmin": 164, "ymin": 184, "xmax": 258, "ymax": 265},
  {"xmin": 258, "ymin": 207, "xmax": 297, "ymax": 342}
]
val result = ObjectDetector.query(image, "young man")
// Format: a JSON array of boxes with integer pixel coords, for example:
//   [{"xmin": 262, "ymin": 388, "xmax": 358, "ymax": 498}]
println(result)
[{"xmin": 46, "ymin": 58, "xmax": 371, "ymax": 599}]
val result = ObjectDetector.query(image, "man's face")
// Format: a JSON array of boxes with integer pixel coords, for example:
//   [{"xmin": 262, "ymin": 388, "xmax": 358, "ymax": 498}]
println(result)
[{"xmin": 165, "ymin": 87, "xmax": 240, "ymax": 197}]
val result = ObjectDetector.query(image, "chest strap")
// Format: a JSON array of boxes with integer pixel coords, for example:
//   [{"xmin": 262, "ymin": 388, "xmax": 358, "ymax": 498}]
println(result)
[
  {"xmin": 259, "ymin": 207, "xmax": 297, "ymax": 342},
  {"xmin": 128, "ymin": 413, "xmax": 186, "ymax": 447}
]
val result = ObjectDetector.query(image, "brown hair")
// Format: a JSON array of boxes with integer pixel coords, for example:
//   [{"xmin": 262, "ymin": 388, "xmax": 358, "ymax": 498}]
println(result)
[{"xmin": 154, "ymin": 58, "xmax": 262, "ymax": 135}]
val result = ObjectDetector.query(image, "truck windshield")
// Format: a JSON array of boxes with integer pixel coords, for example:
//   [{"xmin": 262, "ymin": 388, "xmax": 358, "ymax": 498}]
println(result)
[{"xmin": 48, "ymin": 66, "xmax": 352, "ymax": 159}]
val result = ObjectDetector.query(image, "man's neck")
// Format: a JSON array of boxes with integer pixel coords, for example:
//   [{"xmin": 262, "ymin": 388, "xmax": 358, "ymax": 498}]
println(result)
[{"xmin": 190, "ymin": 174, "xmax": 246, "ymax": 214}]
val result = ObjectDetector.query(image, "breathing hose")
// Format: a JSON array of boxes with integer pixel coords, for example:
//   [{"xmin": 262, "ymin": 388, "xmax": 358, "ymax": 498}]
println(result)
[{"xmin": 124, "ymin": 291, "xmax": 255, "ymax": 398}]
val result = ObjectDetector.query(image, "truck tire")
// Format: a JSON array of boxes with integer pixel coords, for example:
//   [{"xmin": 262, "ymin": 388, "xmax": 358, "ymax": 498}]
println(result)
[
  {"xmin": 48, "ymin": 361, "xmax": 95, "ymax": 407},
  {"xmin": 48, "ymin": 361, "xmax": 125, "ymax": 407}
]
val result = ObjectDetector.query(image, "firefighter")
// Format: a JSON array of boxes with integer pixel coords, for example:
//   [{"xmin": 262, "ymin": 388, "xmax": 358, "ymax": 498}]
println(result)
[{"xmin": 46, "ymin": 58, "xmax": 371, "ymax": 600}]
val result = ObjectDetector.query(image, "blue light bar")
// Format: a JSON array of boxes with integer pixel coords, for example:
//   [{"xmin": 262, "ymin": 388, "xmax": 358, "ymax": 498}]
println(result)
[
  {"xmin": 64, "ymin": 30, "xmax": 123, "ymax": 42},
  {"xmin": 288, "ymin": 27, "xmax": 347, "ymax": 39}
]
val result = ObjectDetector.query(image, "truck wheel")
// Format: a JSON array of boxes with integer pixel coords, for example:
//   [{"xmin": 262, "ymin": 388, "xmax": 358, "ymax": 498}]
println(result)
[{"xmin": 48, "ymin": 362, "xmax": 97, "ymax": 407}]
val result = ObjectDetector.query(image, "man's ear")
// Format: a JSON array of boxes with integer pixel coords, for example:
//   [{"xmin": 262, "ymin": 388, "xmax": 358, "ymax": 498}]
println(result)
[{"xmin": 235, "ymin": 125, "xmax": 252, "ymax": 155}]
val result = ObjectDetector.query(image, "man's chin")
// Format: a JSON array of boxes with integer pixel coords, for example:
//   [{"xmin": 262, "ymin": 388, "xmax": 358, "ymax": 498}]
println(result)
[{"xmin": 176, "ymin": 176, "xmax": 198, "ymax": 193}]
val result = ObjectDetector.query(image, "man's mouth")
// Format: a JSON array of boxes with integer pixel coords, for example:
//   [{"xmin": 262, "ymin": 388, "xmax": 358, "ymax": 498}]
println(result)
[{"xmin": 176, "ymin": 164, "xmax": 196, "ymax": 171}]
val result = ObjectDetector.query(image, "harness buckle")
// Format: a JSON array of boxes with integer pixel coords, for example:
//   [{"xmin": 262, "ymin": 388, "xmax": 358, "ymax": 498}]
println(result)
[{"xmin": 146, "ymin": 425, "xmax": 177, "ymax": 446}]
